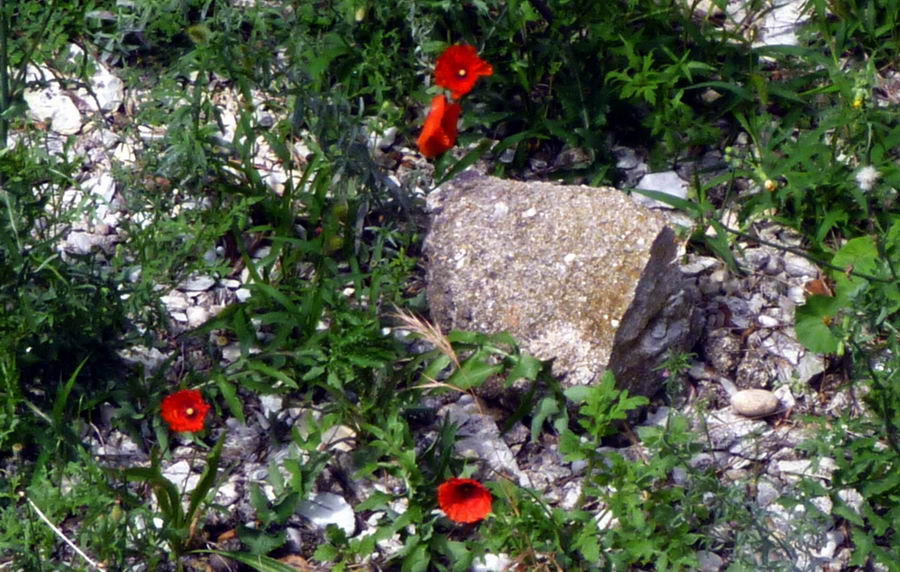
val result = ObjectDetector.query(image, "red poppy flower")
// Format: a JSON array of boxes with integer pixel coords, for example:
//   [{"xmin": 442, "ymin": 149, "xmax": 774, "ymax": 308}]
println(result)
[
  {"xmin": 161, "ymin": 389, "xmax": 210, "ymax": 433},
  {"xmin": 417, "ymin": 95, "xmax": 461, "ymax": 158},
  {"xmin": 437, "ymin": 477, "xmax": 492, "ymax": 523},
  {"xmin": 435, "ymin": 45, "xmax": 493, "ymax": 100}
]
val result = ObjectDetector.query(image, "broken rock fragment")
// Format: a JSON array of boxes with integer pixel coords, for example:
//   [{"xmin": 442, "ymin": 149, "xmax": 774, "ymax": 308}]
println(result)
[{"xmin": 424, "ymin": 171, "xmax": 701, "ymax": 397}]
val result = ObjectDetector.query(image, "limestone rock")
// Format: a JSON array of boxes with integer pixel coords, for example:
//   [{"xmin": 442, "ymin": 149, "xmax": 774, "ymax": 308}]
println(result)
[
  {"xmin": 424, "ymin": 171, "xmax": 701, "ymax": 397},
  {"xmin": 23, "ymin": 65, "xmax": 83, "ymax": 135}
]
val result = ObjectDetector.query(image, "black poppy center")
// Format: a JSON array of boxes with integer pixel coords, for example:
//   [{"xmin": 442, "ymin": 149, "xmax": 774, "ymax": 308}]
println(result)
[{"xmin": 457, "ymin": 483, "xmax": 476, "ymax": 496}]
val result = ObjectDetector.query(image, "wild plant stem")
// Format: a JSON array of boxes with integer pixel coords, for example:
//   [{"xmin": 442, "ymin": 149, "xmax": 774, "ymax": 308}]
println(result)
[
  {"xmin": 0, "ymin": 0, "xmax": 9, "ymax": 151},
  {"xmin": 24, "ymin": 494, "xmax": 105, "ymax": 570}
]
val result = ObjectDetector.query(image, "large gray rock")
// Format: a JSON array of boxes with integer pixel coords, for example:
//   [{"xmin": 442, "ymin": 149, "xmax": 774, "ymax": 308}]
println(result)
[{"xmin": 424, "ymin": 171, "xmax": 701, "ymax": 398}]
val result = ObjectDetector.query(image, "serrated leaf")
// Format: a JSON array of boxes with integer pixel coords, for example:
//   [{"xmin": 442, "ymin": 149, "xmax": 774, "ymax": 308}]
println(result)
[
  {"xmin": 564, "ymin": 385, "xmax": 592, "ymax": 403},
  {"xmin": 313, "ymin": 542, "xmax": 339, "ymax": 562},
  {"xmin": 505, "ymin": 353, "xmax": 542, "ymax": 385},
  {"xmin": 559, "ymin": 429, "xmax": 587, "ymax": 461},
  {"xmin": 249, "ymin": 483, "xmax": 274, "ymax": 524},
  {"xmin": 237, "ymin": 525, "xmax": 286, "ymax": 556},
  {"xmin": 862, "ymin": 470, "xmax": 900, "ymax": 497},
  {"xmin": 833, "ymin": 503, "xmax": 865, "ymax": 527}
]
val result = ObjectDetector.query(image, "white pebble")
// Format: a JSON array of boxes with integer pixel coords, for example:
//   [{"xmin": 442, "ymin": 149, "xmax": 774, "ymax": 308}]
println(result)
[{"xmin": 731, "ymin": 389, "xmax": 780, "ymax": 417}]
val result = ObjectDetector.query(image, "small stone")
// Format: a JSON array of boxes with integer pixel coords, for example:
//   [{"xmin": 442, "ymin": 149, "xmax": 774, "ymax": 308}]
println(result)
[
  {"xmin": 221, "ymin": 343, "xmax": 241, "ymax": 362},
  {"xmin": 776, "ymin": 458, "xmax": 836, "ymax": 482},
  {"xmin": 696, "ymin": 550, "xmax": 723, "ymax": 572},
  {"xmin": 319, "ymin": 424, "xmax": 357, "ymax": 452},
  {"xmin": 772, "ymin": 385, "xmax": 796, "ymax": 411},
  {"xmin": 162, "ymin": 460, "xmax": 200, "ymax": 491},
  {"xmin": 763, "ymin": 255, "xmax": 783, "ymax": 275},
  {"xmin": 634, "ymin": 170, "xmax": 689, "ymax": 208},
  {"xmin": 297, "ymin": 492, "xmax": 355, "ymax": 536},
  {"xmin": 161, "ymin": 292, "xmax": 189, "ymax": 312},
  {"xmin": 783, "ymin": 253, "xmax": 819, "ymax": 277},
  {"xmin": 837, "ymin": 488, "xmax": 864, "ymax": 514},
  {"xmin": 786, "ymin": 285, "xmax": 806, "ymax": 305},
  {"xmin": 472, "ymin": 553, "xmax": 514, "ymax": 572},
  {"xmin": 613, "ymin": 146, "xmax": 640, "ymax": 170},
  {"xmin": 215, "ymin": 477, "xmax": 241, "ymax": 507},
  {"xmin": 259, "ymin": 395, "xmax": 283, "ymax": 418},
  {"xmin": 756, "ymin": 480, "xmax": 780, "ymax": 507},
  {"xmin": 680, "ymin": 255, "xmax": 720, "ymax": 276},
  {"xmin": 86, "ymin": 173, "xmax": 117, "ymax": 202},
  {"xmin": 202, "ymin": 247, "xmax": 220, "ymax": 264},
  {"xmin": 731, "ymin": 388, "xmax": 780, "ymax": 417},
  {"xmin": 62, "ymin": 232, "xmax": 104, "ymax": 255},
  {"xmin": 23, "ymin": 66, "xmax": 83, "ymax": 135},
  {"xmin": 704, "ymin": 329, "xmax": 741, "ymax": 375},
  {"xmin": 90, "ymin": 66, "xmax": 124, "ymax": 111},
  {"xmin": 180, "ymin": 274, "xmax": 216, "ymax": 291},
  {"xmin": 373, "ymin": 126, "xmax": 397, "ymax": 150},
  {"xmin": 186, "ymin": 306, "xmax": 210, "ymax": 328}
]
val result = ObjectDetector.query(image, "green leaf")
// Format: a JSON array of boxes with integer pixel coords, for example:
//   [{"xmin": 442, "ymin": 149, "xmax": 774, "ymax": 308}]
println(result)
[
  {"xmin": 447, "ymin": 330, "xmax": 487, "ymax": 344},
  {"xmin": 795, "ymin": 295, "xmax": 841, "ymax": 353},
  {"xmin": 419, "ymin": 352, "xmax": 451, "ymax": 385},
  {"xmin": 314, "ymin": 542, "xmax": 339, "ymax": 562},
  {"xmin": 862, "ymin": 470, "xmax": 900, "ymax": 497},
  {"xmin": 186, "ymin": 433, "xmax": 226, "ymax": 523},
  {"xmin": 199, "ymin": 550, "xmax": 297, "ymax": 572},
  {"xmin": 434, "ymin": 140, "xmax": 494, "ymax": 187},
  {"xmin": 629, "ymin": 188, "xmax": 701, "ymax": 216},
  {"xmin": 559, "ymin": 429, "xmax": 586, "ymax": 461},
  {"xmin": 833, "ymin": 503, "xmax": 865, "ymax": 527},
  {"xmin": 531, "ymin": 396, "xmax": 560, "ymax": 442},
  {"xmin": 251, "ymin": 281, "xmax": 303, "ymax": 315},
  {"xmin": 505, "ymin": 353, "xmax": 542, "ymax": 386},
  {"xmin": 51, "ymin": 355, "xmax": 88, "ymax": 427},
  {"xmin": 401, "ymin": 541, "xmax": 429, "ymax": 572},
  {"xmin": 832, "ymin": 236, "xmax": 878, "ymax": 276},
  {"xmin": 215, "ymin": 374, "xmax": 245, "ymax": 424},
  {"xmin": 575, "ymin": 522, "xmax": 602, "ymax": 563},
  {"xmin": 237, "ymin": 525, "xmax": 286, "ymax": 556},
  {"xmin": 447, "ymin": 349, "xmax": 503, "ymax": 390},
  {"xmin": 247, "ymin": 360, "xmax": 298, "ymax": 388},
  {"xmin": 250, "ymin": 483, "xmax": 275, "ymax": 524},
  {"xmin": 433, "ymin": 537, "xmax": 473, "ymax": 572},
  {"xmin": 564, "ymin": 385, "xmax": 592, "ymax": 404}
]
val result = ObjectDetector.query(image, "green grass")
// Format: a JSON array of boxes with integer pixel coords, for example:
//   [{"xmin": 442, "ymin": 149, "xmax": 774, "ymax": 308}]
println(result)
[{"xmin": 0, "ymin": 0, "xmax": 898, "ymax": 569}]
